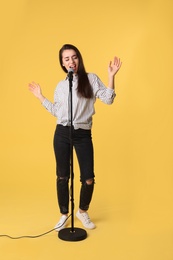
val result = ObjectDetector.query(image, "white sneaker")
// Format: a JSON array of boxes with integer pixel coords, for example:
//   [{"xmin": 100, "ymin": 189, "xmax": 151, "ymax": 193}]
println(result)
[
  {"xmin": 76, "ymin": 210, "xmax": 96, "ymax": 229},
  {"xmin": 54, "ymin": 215, "xmax": 68, "ymax": 232}
]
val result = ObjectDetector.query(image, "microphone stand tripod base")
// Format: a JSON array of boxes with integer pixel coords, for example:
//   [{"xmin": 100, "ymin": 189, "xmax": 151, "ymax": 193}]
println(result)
[{"xmin": 58, "ymin": 227, "xmax": 87, "ymax": 242}]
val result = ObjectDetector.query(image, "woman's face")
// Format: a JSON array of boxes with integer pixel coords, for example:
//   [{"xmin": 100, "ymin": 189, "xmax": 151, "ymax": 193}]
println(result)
[{"xmin": 62, "ymin": 49, "xmax": 79, "ymax": 74}]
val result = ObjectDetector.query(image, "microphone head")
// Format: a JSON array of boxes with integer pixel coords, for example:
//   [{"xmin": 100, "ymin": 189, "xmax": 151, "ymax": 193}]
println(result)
[{"xmin": 68, "ymin": 68, "xmax": 74, "ymax": 73}]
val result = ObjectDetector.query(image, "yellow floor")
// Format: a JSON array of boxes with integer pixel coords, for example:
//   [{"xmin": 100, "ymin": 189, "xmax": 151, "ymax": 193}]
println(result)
[{"xmin": 1, "ymin": 179, "xmax": 173, "ymax": 260}]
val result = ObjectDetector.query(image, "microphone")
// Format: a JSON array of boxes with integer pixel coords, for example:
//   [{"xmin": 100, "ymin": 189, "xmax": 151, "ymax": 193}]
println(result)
[{"xmin": 67, "ymin": 68, "xmax": 74, "ymax": 77}]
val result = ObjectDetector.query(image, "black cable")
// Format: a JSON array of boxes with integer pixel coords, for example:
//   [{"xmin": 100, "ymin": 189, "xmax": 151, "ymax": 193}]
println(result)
[
  {"xmin": 0, "ymin": 214, "xmax": 71, "ymax": 239},
  {"xmin": 0, "ymin": 228, "xmax": 56, "ymax": 239}
]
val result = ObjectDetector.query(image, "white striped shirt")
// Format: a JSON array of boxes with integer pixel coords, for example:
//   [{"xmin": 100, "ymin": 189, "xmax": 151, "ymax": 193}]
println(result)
[{"xmin": 42, "ymin": 73, "xmax": 116, "ymax": 129}]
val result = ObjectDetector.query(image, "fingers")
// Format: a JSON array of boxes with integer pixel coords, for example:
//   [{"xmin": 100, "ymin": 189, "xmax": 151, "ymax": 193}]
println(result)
[
  {"xmin": 28, "ymin": 81, "xmax": 39, "ymax": 88},
  {"xmin": 108, "ymin": 56, "xmax": 122, "ymax": 76},
  {"xmin": 113, "ymin": 56, "xmax": 122, "ymax": 68},
  {"xmin": 108, "ymin": 60, "xmax": 112, "ymax": 68},
  {"xmin": 28, "ymin": 82, "xmax": 40, "ymax": 92},
  {"xmin": 109, "ymin": 56, "xmax": 122, "ymax": 69}
]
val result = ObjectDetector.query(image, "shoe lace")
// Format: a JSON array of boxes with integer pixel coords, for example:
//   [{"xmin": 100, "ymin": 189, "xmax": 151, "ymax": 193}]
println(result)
[{"xmin": 82, "ymin": 213, "xmax": 91, "ymax": 224}]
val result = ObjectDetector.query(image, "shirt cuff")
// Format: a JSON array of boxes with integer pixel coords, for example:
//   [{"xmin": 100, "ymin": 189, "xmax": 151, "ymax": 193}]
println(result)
[
  {"xmin": 107, "ymin": 88, "xmax": 116, "ymax": 98},
  {"xmin": 42, "ymin": 98, "xmax": 50, "ymax": 108}
]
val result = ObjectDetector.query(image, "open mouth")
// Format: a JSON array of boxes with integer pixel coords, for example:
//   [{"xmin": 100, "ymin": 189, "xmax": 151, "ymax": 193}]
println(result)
[{"xmin": 70, "ymin": 65, "xmax": 76, "ymax": 71}]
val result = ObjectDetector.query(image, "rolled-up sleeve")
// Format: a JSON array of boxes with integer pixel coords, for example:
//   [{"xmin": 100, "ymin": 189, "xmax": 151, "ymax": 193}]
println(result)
[
  {"xmin": 42, "ymin": 98, "xmax": 56, "ymax": 116},
  {"xmin": 89, "ymin": 74, "xmax": 116, "ymax": 105},
  {"xmin": 42, "ymin": 87, "xmax": 59, "ymax": 117}
]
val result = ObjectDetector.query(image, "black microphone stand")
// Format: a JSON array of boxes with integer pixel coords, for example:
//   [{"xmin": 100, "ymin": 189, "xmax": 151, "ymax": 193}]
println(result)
[{"xmin": 58, "ymin": 71, "xmax": 87, "ymax": 241}]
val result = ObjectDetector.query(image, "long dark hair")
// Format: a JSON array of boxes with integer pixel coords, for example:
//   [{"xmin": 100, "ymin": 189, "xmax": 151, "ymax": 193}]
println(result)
[{"xmin": 59, "ymin": 44, "xmax": 93, "ymax": 99}]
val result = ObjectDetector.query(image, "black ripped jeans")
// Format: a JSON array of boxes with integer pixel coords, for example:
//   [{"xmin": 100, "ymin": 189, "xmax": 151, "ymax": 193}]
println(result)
[{"xmin": 53, "ymin": 124, "xmax": 95, "ymax": 214}]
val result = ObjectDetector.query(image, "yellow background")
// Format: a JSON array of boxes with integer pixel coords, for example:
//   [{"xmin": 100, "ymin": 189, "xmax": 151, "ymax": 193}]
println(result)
[{"xmin": 0, "ymin": 0, "xmax": 173, "ymax": 259}]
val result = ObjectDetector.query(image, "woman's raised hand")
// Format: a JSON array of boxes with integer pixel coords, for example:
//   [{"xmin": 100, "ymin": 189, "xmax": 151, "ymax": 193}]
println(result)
[
  {"xmin": 108, "ymin": 56, "xmax": 122, "ymax": 77},
  {"xmin": 28, "ymin": 82, "xmax": 45, "ymax": 102}
]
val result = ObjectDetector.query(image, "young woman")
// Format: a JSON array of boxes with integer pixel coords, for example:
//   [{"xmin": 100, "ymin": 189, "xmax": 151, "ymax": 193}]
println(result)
[{"xmin": 28, "ymin": 44, "xmax": 121, "ymax": 231}]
